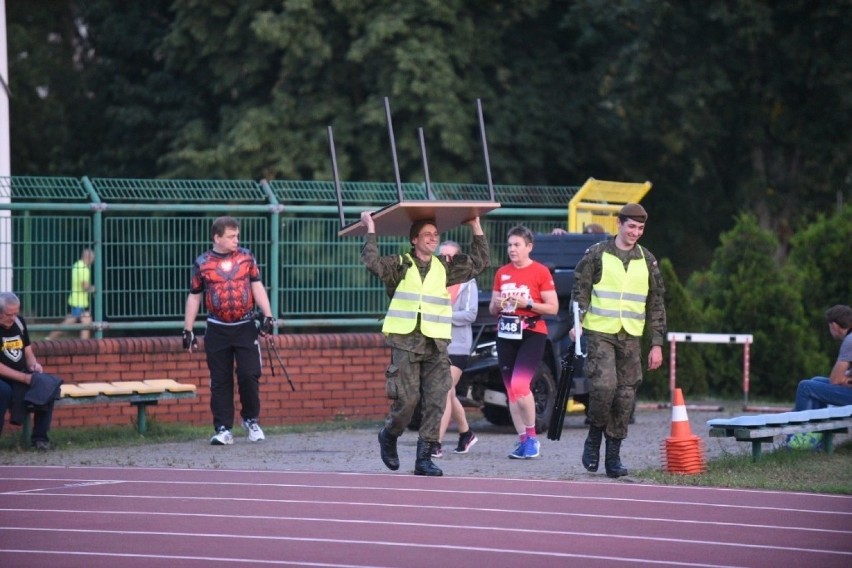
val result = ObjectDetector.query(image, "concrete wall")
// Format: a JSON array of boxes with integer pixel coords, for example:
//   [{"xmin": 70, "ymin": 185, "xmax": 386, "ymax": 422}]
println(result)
[{"xmin": 31, "ymin": 334, "xmax": 391, "ymax": 431}]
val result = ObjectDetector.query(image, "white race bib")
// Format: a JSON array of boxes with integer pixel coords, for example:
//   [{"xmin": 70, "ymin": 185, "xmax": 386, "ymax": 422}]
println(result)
[{"xmin": 497, "ymin": 314, "xmax": 523, "ymax": 340}]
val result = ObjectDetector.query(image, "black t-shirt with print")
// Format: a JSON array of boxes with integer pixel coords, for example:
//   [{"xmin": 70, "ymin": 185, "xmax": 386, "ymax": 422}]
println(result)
[{"xmin": 0, "ymin": 315, "xmax": 31, "ymax": 374}]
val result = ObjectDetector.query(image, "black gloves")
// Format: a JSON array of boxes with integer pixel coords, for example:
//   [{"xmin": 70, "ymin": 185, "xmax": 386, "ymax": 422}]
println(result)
[
  {"xmin": 182, "ymin": 329, "xmax": 198, "ymax": 351},
  {"xmin": 260, "ymin": 316, "xmax": 275, "ymax": 336}
]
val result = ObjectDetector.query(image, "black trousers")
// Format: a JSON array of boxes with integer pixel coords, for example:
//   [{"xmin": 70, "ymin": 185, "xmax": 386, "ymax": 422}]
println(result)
[
  {"xmin": 0, "ymin": 379, "xmax": 54, "ymax": 443},
  {"xmin": 204, "ymin": 320, "xmax": 262, "ymax": 431}
]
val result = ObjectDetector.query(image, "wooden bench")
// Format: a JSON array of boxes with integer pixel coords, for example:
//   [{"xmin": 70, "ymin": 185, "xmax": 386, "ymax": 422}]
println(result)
[
  {"xmin": 707, "ymin": 405, "xmax": 852, "ymax": 461},
  {"xmin": 21, "ymin": 379, "xmax": 197, "ymax": 442}
]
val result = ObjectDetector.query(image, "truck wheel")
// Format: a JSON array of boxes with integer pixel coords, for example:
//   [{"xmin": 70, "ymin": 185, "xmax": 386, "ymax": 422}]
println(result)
[
  {"xmin": 532, "ymin": 361, "xmax": 556, "ymax": 434},
  {"xmin": 482, "ymin": 404, "xmax": 512, "ymax": 426}
]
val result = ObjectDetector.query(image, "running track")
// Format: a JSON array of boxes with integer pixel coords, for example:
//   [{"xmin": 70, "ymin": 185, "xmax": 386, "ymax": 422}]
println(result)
[{"xmin": 1, "ymin": 466, "xmax": 850, "ymax": 567}]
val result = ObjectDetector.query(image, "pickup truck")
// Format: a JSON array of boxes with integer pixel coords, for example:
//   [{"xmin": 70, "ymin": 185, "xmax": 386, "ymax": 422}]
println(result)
[{"xmin": 410, "ymin": 231, "xmax": 608, "ymax": 433}]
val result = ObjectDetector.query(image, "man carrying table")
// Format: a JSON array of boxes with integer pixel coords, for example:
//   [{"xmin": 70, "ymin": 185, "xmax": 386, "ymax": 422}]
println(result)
[{"xmin": 360, "ymin": 211, "xmax": 489, "ymax": 476}]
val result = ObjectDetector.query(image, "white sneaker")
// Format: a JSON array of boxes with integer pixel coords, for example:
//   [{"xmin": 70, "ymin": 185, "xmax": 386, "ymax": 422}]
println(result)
[
  {"xmin": 242, "ymin": 418, "xmax": 265, "ymax": 442},
  {"xmin": 210, "ymin": 427, "xmax": 234, "ymax": 446}
]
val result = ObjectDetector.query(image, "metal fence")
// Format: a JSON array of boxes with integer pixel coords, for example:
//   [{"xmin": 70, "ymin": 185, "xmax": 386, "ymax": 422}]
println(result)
[{"xmin": 0, "ymin": 176, "xmax": 577, "ymax": 336}]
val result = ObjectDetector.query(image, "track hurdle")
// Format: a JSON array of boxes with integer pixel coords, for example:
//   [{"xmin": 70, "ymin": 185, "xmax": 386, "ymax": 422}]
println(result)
[{"xmin": 667, "ymin": 332, "xmax": 764, "ymax": 411}]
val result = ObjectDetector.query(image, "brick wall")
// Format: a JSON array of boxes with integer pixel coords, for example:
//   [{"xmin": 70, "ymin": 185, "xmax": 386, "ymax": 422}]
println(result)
[{"xmin": 31, "ymin": 334, "xmax": 392, "ymax": 431}]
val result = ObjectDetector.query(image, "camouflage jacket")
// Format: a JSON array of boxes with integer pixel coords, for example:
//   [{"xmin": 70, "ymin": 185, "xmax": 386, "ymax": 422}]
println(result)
[
  {"xmin": 571, "ymin": 237, "xmax": 667, "ymax": 346},
  {"xmin": 361, "ymin": 234, "xmax": 490, "ymax": 353}
]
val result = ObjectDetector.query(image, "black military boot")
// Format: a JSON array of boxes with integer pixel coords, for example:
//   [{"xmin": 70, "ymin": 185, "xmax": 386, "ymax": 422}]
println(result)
[
  {"xmin": 582, "ymin": 425, "xmax": 604, "ymax": 472},
  {"xmin": 604, "ymin": 436, "xmax": 629, "ymax": 478},
  {"xmin": 414, "ymin": 438, "xmax": 443, "ymax": 477},
  {"xmin": 378, "ymin": 427, "xmax": 400, "ymax": 471}
]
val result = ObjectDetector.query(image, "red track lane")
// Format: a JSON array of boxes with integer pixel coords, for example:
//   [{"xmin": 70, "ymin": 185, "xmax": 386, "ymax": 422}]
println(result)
[{"xmin": 1, "ymin": 466, "xmax": 850, "ymax": 567}]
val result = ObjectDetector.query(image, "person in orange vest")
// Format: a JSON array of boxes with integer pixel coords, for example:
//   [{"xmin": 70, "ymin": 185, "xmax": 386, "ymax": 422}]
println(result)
[
  {"xmin": 360, "ymin": 211, "xmax": 489, "ymax": 476},
  {"xmin": 569, "ymin": 203, "xmax": 666, "ymax": 477}
]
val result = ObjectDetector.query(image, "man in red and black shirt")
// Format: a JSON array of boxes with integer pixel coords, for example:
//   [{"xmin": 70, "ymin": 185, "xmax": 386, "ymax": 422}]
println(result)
[{"xmin": 183, "ymin": 216, "xmax": 274, "ymax": 446}]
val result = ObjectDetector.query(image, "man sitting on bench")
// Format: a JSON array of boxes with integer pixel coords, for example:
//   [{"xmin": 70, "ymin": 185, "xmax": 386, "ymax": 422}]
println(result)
[
  {"xmin": 794, "ymin": 305, "xmax": 852, "ymax": 411},
  {"xmin": 788, "ymin": 305, "xmax": 852, "ymax": 448},
  {"xmin": 0, "ymin": 292, "xmax": 58, "ymax": 451}
]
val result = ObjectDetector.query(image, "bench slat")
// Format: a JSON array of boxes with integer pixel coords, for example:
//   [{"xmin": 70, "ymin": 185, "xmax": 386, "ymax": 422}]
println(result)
[
  {"xmin": 112, "ymin": 380, "xmax": 167, "ymax": 394},
  {"xmin": 828, "ymin": 406, "xmax": 852, "ymax": 419},
  {"xmin": 707, "ymin": 415, "xmax": 767, "ymax": 427},
  {"xmin": 71, "ymin": 382, "xmax": 137, "ymax": 396},
  {"xmin": 142, "ymin": 379, "xmax": 197, "ymax": 393},
  {"xmin": 706, "ymin": 406, "xmax": 852, "ymax": 429},
  {"xmin": 60, "ymin": 384, "xmax": 101, "ymax": 398},
  {"xmin": 59, "ymin": 380, "xmax": 197, "ymax": 398}
]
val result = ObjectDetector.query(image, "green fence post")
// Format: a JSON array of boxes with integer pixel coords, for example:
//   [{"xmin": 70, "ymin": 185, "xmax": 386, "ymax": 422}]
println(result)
[
  {"xmin": 261, "ymin": 180, "xmax": 281, "ymax": 332},
  {"xmin": 81, "ymin": 176, "xmax": 104, "ymax": 339}
]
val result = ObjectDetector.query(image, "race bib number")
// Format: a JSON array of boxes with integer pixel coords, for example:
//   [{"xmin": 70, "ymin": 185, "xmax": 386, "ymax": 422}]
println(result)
[{"xmin": 498, "ymin": 314, "xmax": 523, "ymax": 340}]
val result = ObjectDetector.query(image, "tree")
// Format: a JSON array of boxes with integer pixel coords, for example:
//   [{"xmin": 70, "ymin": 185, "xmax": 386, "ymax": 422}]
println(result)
[
  {"xmin": 644, "ymin": 258, "xmax": 708, "ymax": 401},
  {"xmin": 688, "ymin": 213, "xmax": 823, "ymax": 398},
  {"xmin": 73, "ymin": 0, "xmax": 190, "ymax": 177},
  {"xmin": 6, "ymin": 1, "xmax": 89, "ymax": 174},
  {"xmin": 7, "ymin": 0, "xmax": 849, "ymax": 301},
  {"xmin": 156, "ymin": 0, "xmax": 571, "ymax": 184},
  {"xmin": 560, "ymin": 0, "xmax": 852, "ymax": 274},
  {"xmin": 785, "ymin": 204, "xmax": 852, "ymax": 360}
]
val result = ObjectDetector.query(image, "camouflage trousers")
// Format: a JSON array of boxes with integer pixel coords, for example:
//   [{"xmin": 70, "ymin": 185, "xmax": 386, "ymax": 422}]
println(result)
[
  {"xmin": 585, "ymin": 331, "xmax": 643, "ymax": 439},
  {"xmin": 383, "ymin": 342, "xmax": 452, "ymax": 442}
]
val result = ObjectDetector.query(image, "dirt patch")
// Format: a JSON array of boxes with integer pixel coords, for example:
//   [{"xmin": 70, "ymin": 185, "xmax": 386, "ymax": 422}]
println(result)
[{"xmin": 1, "ymin": 405, "xmax": 803, "ymax": 480}]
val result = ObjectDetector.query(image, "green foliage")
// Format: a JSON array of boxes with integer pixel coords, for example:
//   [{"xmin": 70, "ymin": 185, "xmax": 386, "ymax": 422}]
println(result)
[
  {"xmin": 74, "ymin": 0, "xmax": 192, "ymax": 177},
  {"xmin": 9, "ymin": 1, "xmax": 851, "ymax": 268},
  {"xmin": 642, "ymin": 258, "xmax": 707, "ymax": 400},
  {"xmin": 687, "ymin": 214, "xmax": 822, "ymax": 399},
  {"xmin": 6, "ymin": 2, "xmax": 90, "ymax": 174},
  {"xmin": 785, "ymin": 205, "xmax": 852, "ymax": 361},
  {"xmin": 561, "ymin": 0, "xmax": 852, "ymax": 275},
  {"xmin": 6, "ymin": 0, "xmax": 851, "ymax": 396}
]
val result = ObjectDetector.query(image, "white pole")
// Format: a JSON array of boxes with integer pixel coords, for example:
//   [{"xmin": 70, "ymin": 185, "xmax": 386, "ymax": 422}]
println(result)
[{"xmin": 0, "ymin": 0, "xmax": 12, "ymax": 292}]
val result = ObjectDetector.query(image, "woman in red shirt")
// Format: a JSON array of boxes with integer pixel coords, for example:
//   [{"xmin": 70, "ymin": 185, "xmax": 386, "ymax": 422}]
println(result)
[{"xmin": 489, "ymin": 226, "xmax": 559, "ymax": 459}]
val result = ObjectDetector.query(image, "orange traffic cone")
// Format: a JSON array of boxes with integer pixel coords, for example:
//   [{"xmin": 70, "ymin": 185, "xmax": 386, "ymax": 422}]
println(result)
[
  {"xmin": 661, "ymin": 388, "xmax": 706, "ymax": 475},
  {"xmin": 669, "ymin": 388, "xmax": 694, "ymax": 438}
]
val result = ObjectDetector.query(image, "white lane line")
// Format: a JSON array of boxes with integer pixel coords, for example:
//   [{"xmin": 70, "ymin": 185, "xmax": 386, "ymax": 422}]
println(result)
[
  {"xmin": 2, "ymin": 507, "xmax": 851, "ymax": 556},
  {"xmin": 2, "ymin": 496, "xmax": 850, "ymax": 536},
  {"xmin": 2, "ymin": 478, "xmax": 850, "ymax": 519},
  {"xmin": 2, "ymin": 465, "xmax": 850, "ymax": 502},
  {"xmin": 0, "ymin": 549, "xmax": 387, "ymax": 568},
  {"xmin": 0, "ymin": 527, "xmax": 753, "ymax": 568},
  {"xmin": 3, "ymin": 480, "xmax": 125, "ymax": 495}
]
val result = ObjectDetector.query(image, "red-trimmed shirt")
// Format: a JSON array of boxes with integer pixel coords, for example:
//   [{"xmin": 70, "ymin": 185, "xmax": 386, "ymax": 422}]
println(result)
[
  {"xmin": 492, "ymin": 261, "xmax": 555, "ymax": 335},
  {"xmin": 190, "ymin": 248, "xmax": 262, "ymax": 324}
]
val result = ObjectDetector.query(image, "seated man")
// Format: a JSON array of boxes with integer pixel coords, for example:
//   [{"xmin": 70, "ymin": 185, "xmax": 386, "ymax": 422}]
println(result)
[
  {"xmin": 0, "ymin": 292, "xmax": 57, "ymax": 450},
  {"xmin": 793, "ymin": 304, "xmax": 852, "ymax": 411}
]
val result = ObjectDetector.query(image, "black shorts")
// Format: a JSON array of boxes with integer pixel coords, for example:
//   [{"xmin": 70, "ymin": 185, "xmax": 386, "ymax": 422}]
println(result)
[{"xmin": 448, "ymin": 354, "xmax": 470, "ymax": 371}]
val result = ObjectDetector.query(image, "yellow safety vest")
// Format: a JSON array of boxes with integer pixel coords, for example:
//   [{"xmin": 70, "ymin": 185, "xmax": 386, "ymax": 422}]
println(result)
[
  {"xmin": 68, "ymin": 259, "xmax": 91, "ymax": 309},
  {"xmin": 584, "ymin": 248, "xmax": 648, "ymax": 336},
  {"xmin": 382, "ymin": 254, "xmax": 452, "ymax": 339}
]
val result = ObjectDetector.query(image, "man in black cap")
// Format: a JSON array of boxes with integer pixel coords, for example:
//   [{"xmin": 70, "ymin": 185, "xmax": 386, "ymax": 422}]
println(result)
[{"xmin": 569, "ymin": 203, "xmax": 666, "ymax": 478}]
